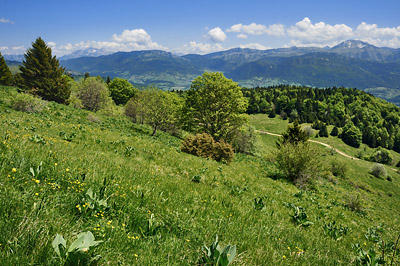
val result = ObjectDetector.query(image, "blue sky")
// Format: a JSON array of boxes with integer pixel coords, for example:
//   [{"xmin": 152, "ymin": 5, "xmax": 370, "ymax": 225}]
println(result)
[{"xmin": 1, "ymin": 0, "xmax": 400, "ymax": 56}]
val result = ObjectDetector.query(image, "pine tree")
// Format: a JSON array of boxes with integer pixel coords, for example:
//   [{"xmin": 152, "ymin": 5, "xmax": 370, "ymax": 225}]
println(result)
[
  {"xmin": 19, "ymin": 37, "xmax": 70, "ymax": 103},
  {"xmin": 0, "ymin": 52, "xmax": 14, "ymax": 86}
]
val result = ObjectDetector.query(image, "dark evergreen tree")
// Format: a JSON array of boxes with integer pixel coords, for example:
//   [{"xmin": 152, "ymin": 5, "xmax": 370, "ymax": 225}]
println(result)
[
  {"xmin": 268, "ymin": 108, "xmax": 276, "ymax": 118},
  {"xmin": 84, "ymin": 72, "xmax": 90, "ymax": 79},
  {"xmin": 106, "ymin": 76, "xmax": 111, "ymax": 85},
  {"xmin": 330, "ymin": 126, "xmax": 339, "ymax": 136},
  {"xmin": 276, "ymin": 120, "xmax": 308, "ymax": 149},
  {"xmin": 0, "ymin": 52, "xmax": 13, "ymax": 86},
  {"xmin": 318, "ymin": 123, "xmax": 329, "ymax": 137},
  {"xmin": 19, "ymin": 37, "xmax": 70, "ymax": 103}
]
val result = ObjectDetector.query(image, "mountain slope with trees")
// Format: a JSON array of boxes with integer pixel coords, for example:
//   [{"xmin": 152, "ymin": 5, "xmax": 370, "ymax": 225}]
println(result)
[{"xmin": 58, "ymin": 40, "xmax": 400, "ymax": 104}]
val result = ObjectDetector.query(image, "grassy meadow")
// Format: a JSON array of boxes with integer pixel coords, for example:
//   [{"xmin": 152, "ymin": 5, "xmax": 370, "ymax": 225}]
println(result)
[{"xmin": 1, "ymin": 86, "xmax": 400, "ymax": 265}]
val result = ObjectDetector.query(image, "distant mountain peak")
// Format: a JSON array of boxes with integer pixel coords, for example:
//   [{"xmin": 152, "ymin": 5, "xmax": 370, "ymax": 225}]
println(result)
[{"xmin": 333, "ymin": 40, "xmax": 373, "ymax": 49}]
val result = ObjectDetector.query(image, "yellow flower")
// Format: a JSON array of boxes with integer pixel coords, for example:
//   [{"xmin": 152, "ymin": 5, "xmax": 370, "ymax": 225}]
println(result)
[
  {"xmin": 35, "ymin": 193, "xmax": 39, "ymax": 196},
  {"xmin": 66, "ymin": 168, "xmax": 69, "ymax": 172},
  {"xmin": 283, "ymin": 255, "xmax": 286, "ymax": 259},
  {"xmin": 134, "ymin": 254, "xmax": 138, "ymax": 258},
  {"xmin": 12, "ymin": 168, "xmax": 17, "ymax": 172},
  {"xmin": 54, "ymin": 163, "xmax": 58, "ymax": 166},
  {"xmin": 35, "ymin": 179, "xmax": 40, "ymax": 184}
]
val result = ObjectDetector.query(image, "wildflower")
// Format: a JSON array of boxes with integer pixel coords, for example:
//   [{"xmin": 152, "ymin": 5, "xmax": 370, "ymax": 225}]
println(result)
[
  {"xmin": 134, "ymin": 254, "xmax": 138, "ymax": 258},
  {"xmin": 35, "ymin": 179, "xmax": 40, "ymax": 184},
  {"xmin": 12, "ymin": 168, "xmax": 17, "ymax": 172},
  {"xmin": 82, "ymin": 248, "xmax": 88, "ymax": 253},
  {"xmin": 283, "ymin": 255, "xmax": 286, "ymax": 259},
  {"xmin": 287, "ymin": 246, "xmax": 291, "ymax": 250},
  {"xmin": 66, "ymin": 168, "xmax": 69, "ymax": 172},
  {"xmin": 54, "ymin": 163, "xmax": 58, "ymax": 166},
  {"xmin": 35, "ymin": 193, "xmax": 39, "ymax": 196}
]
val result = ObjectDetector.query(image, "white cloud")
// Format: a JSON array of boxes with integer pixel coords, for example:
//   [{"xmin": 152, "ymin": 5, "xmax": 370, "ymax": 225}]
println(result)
[
  {"xmin": 0, "ymin": 18, "xmax": 14, "ymax": 24},
  {"xmin": 207, "ymin": 27, "xmax": 227, "ymax": 43},
  {"xmin": 237, "ymin": 34, "xmax": 248, "ymax": 39},
  {"xmin": 227, "ymin": 23, "xmax": 285, "ymax": 37},
  {"xmin": 284, "ymin": 18, "xmax": 400, "ymax": 48},
  {"xmin": 239, "ymin": 43, "xmax": 271, "ymax": 50},
  {"xmin": 287, "ymin": 17, "xmax": 353, "ymax": 45},
  {"xmin": 47, "ymin": 29, "xmax": 166, "ymax": 56},
  {"xmin": 178, "ymin": 41, "xmax": 226, "ymax": 55}
]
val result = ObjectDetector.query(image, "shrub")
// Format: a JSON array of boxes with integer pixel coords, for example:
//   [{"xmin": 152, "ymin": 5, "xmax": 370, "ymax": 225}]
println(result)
[
  {"xmin": 331, "ymin": 160, "xmax": 347, "ymax": 178},
  {"xmin": 303, "ymin": 126, "xmax": 314, "ymax": 137},
  {"xmin": 345, "ymin": 193, "xmax": 366, "ymax": 213},
  {"xmin": 370, "ymin": 163, "xmax": 387, "ymax": 179},
  {"xmin": 76, "ymin": 77, "xmax": 111, "ymax": 111},
  {"xmin": 231, "ymin": 124, "xmax": 258, "ymax": 155},
  {"xmin": 181, "ymin": 133, "xmax": 234, "ymax": 163},
  {"xmin": 367, "ymin": 147, "xmax": 393, "ymax": 164},
  {"xmin": 12, "ymin": 93, "xmax": 46, "ymax": 113},
  {"xmin": 274, "ymin": 141, "xmax": 323, "ymax": 183}
]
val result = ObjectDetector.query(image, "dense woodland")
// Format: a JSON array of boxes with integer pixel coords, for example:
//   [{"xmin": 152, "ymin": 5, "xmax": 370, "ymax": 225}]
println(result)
[{"xmin": 243, "ymin": 86, "xmax": 400, "ymax": 151}]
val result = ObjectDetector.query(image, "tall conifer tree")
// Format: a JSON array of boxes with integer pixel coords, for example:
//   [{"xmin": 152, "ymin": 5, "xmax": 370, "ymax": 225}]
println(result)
[
  {"xmin": 0, "ymin": 52, "xmax": 14, "ymax": 86},
  {"xmin": 19, "ymin": 37, "xmax": 70, "ymax": 103}
]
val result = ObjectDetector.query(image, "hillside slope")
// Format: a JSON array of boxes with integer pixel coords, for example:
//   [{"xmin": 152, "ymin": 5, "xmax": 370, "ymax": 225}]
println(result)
[{"xmin": 1, "ymin": 86, "xmax": 400, "ymax": 265}]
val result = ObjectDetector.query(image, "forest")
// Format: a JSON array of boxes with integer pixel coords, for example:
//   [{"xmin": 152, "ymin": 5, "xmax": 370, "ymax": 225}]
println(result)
[{"xmin": 243, "ymin": 85, "xmax": 400, "ymax": 151}]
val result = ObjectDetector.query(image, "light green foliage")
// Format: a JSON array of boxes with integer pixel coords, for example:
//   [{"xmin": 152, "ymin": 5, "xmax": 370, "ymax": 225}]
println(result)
[
  {"xmin": 52, "ymin": 231, "xmax": 102, "ymax": 265},
  {"xmin": 341, "ymin": 121, "xmax": 362, "ymax": 148},
  {"xmin": 0, "ymin": 52, "xmax": 13, "ymax": 86},
  {"xmin": 183, "ymin": 72, "xmax": 248, "ymax": 141},
  {"xmin": 19, "ymin": 37, "xmax": 70, "ymax": 103},
  {"xmin": 126, "ymin": 88, "xmax": 183, "ymax": 135},
  {"xmin": 370, "ymin": 163, "xmax": 387, "ymax": 179},
  {"xmin": 274, "ymin": 142, "xmax": 322, "ymax": 184},
  {"xmin": 331, "ymin": 160, "xmax": 347, "ymax": 178},
  {"xmin": 367, "ymin": 147, "xmax": 393, "ymax": 164},
  {"xmin": 108, "ymin": 78, "xmax": 138, "ymax": 105},
  {"xmin": 352, "ymin": 243, "xmax": 384, "ymax": 266},
  {"xmin": 76, "ymin": 77, "xmax": 111, "ymax": 111},
  {"xmin": 12, "ymin": 93, "xmax": 46, "ymax": 113},
  {"xmin": 199, "ymin": 235, "xmax": 236, "ymax": 266},
  {"xmin": 231, "ymin": 124, "xmax": 259, "ymax": 155}
]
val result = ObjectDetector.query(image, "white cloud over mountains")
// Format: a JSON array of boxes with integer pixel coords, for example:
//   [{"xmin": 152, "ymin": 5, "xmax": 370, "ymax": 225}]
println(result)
[
  {"xmin": 207, "ymin": 27, "xmax": 227, "ymax": 43},
  {"xmin": 2, "ymin": 18, "xmax": 400, "ymax": 57},
  {"xmin": 227, "ymin": 23, "xmax": 285, "ymax": 37}
]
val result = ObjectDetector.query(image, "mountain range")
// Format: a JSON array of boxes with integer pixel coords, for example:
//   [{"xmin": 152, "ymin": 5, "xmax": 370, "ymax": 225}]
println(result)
[{"xmin": 5, "ymin": 40, "xmax": 400, "ymax": 105}]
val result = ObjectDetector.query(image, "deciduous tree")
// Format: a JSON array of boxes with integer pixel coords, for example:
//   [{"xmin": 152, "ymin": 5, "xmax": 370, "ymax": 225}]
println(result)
[{"xmin": 182, "ymin": 72, "xmax": 248, "ymax": 141}]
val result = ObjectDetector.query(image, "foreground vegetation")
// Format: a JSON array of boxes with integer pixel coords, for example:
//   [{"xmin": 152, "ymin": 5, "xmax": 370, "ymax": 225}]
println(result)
[{"xmin": 1, "ymin": 86, "xmax": 400, "ymax": 265}]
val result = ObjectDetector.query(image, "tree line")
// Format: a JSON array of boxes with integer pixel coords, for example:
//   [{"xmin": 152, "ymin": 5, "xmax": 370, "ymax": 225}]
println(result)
[{"xmin": 242, "ymin": 86, "xmax": 400, "ymax": 152}]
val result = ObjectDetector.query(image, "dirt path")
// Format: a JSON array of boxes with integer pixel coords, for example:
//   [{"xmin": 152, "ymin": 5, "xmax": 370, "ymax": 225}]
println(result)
[{"xmin": 256, "ymin": 130, "xmax": 360, "ymax": 160}]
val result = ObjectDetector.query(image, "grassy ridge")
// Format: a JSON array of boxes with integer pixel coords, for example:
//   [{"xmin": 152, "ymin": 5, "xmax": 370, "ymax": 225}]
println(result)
[{"xmin": 1, "ymin": 86, "xmax": 400, "ymax": 265}]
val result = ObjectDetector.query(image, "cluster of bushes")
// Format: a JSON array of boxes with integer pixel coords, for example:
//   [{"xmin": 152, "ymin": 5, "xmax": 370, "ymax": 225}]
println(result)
[{"xmin": 181, "ymin": 133, "xmax": 235, "ymax": 164}]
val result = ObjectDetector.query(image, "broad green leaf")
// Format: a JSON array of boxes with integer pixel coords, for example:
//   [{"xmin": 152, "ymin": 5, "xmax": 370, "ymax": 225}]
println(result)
[{"xmin": 52, "ymin": 234, "xmax": 66, "ymax": 258}]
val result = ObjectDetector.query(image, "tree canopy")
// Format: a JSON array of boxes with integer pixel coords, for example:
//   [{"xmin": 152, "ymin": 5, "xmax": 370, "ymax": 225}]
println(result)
[
  {"xmin": 0, "ymin": 52, "xmax": 13, "ymax": 86},
  {"xmin": 183, "ymin": 72, "xmax": 248, "ymax": 141},
  {"xmin": 108, "ymin": 78, "xmax": 137, "ymax": 105},
  {"xmin": 19, "ymin": 37, "xmax": 70, "ymax": 103}
]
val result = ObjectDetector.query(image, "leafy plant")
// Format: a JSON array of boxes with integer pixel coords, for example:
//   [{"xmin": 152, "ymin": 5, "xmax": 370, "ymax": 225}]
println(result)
[
  {"xmin": 322, "ymin": 221, "xmax": 351, "ymax": 240},
  {"xmin": 253, "ymin": 197, "xmax": 265, "ymax": 211},
  {"xmin": 370, "ymin": 163, "xmax": 388, "ymax": 179},
  {"xmin": 123, "ymin": 146, "xmax": 135, "ymax": 157},
  {"xmin": 352, "ymin": 243, "xmax": 384, "ymax": 266},
  {"xmin": 199, "ymin": 235, "xmax": 236, "ymax": 266},
  {"xmin": 290, "ymin": 204, "xmax": 313, "ymax": 227},
  {"xmin": 365, "ymin": 225, "xmax": 384, "ymax": 243},
  {"xmin": 77, "ymin": 187, "xmax": 109, "ymax": 216},
  {"xmin": 52, "ymin": 231, "xmax": 102, "ymax": 265}
]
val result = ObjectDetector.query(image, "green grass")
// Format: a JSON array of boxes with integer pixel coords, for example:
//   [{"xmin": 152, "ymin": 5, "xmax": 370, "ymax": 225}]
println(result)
[{"xmin": 1, "ymin": 87, "xmax": 400, "ymax": 265}]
